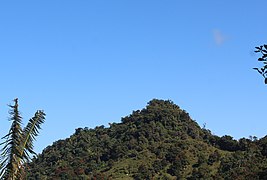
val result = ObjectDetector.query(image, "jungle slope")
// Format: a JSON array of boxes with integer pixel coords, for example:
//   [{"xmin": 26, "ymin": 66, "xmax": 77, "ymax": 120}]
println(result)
[{"xmin": 27, "ymin": 99, "xmax": 267, "ymax": 179}]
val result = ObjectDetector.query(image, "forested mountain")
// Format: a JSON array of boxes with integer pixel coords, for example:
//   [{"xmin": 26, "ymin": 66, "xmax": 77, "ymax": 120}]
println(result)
[{"xmin": 26, "ymin": 99, "xmax": 267, "ymax": 179}]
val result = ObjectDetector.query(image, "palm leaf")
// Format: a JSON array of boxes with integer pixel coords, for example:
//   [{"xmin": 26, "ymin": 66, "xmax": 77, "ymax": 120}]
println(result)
[
  {"xmin": 21, "ymin": 110, "xmax": 46, "ymax": 159},
  {"xmin": 0, "ymin": 99, "xmax": 46, "ymax": 180},
  {"xmin": 0, "ymin": 99, "xmax": 23, "ymax": 179}
]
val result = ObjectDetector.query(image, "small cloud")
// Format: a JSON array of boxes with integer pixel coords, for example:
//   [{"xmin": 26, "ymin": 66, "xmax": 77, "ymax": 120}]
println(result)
[{"xmin": 213, "ymin": 29, "xmax": 227, "ymax": 46}]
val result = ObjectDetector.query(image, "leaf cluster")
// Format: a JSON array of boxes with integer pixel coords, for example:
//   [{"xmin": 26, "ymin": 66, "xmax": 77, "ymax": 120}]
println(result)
[{"xmin": 254, "ymin": 45, "xmax": 267, "ymax": 84}]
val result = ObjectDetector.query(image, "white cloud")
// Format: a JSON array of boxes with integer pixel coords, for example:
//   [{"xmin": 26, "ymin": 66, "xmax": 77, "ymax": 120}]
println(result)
[{"xmin": 213, "ymin": 29, "xmax": 227, "ymax": 46}]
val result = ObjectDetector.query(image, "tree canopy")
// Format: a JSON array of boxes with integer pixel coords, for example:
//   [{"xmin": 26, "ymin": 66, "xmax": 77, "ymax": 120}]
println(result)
[{"xmin": 26, "ymin": 99, "xmax": 267, "ymax": 179}]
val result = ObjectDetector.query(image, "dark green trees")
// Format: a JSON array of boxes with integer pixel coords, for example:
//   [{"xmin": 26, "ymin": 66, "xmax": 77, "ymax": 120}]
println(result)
[
  {"xmin": 25, "ymin": 99, "xmax": 267, "ymax": 179},
  {"xmin": 0, "ymin": 99, "xmax": 45, "ymax": 179}
]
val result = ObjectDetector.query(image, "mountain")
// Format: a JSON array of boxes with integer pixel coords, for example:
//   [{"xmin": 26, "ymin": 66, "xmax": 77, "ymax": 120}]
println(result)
[{"xmin": 26, "ymin": 99, "xmax": 267, "ymax": 179}]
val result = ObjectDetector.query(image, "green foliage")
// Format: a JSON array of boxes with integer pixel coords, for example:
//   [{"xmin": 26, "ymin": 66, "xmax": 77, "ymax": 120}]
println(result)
[
  {"xmin": 0, "ymin": 99, "xmax": 45, "ymax": 180},
  {"xmin": 25, "ymin": 99, "xmax": 267, "ymax": 179}
]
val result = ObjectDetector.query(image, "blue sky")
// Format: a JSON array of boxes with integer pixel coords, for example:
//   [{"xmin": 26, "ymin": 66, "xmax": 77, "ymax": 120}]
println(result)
[{"xmin": 1, "ymin": 1, "xmax": 267, "ymax": 153}]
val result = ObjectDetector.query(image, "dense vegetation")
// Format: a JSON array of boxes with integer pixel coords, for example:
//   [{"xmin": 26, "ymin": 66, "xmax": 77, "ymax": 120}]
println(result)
[{"xmin": 26, "ymin": 99, "xmax": 267, "ymax": 179}]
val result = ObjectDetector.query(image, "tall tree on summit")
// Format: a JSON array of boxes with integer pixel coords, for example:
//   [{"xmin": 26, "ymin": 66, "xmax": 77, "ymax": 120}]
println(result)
[{"xmin": 0, "ymin": 99, "xmax": 45, "ymax": 179}]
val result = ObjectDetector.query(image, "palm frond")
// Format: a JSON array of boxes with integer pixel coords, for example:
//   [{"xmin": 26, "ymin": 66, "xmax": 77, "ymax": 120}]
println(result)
[
  {"xmin": 0, "ymin": 99, "xmax": 23, "ymax": 179},
  {"xmin": 0, "ymin": 99, "xmax": 45, "ymax": 180},
  {"xmin": 21, "ymin": 110, "xmax": 46, "ymax": 159}
]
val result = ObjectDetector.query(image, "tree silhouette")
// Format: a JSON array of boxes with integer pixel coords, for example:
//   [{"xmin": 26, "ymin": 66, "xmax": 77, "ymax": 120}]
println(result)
[
  {"xmin": 0, "ymin": 99, "xmax": 45, "ymax": 179},
  {"xmin": 254, "ymin": 45, "xmax": 267, "ymax": 84}
]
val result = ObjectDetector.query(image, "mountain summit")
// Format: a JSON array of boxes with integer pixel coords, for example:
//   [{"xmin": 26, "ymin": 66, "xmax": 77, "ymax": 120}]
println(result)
[{"xmin": 27, "ymin": 99, "xmax": 267, "ymax": 179}]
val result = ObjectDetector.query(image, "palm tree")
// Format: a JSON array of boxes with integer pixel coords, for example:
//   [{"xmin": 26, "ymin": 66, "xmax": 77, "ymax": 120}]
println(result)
[{"xmin": 0, "ymin": 98, "xmax": 45, "ymax": 179}]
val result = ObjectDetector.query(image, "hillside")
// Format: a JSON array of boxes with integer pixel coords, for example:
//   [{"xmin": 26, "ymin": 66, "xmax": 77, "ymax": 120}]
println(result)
[{"xmin": 26, "ymin": 99, "xmax": 267, "ymax": 179}]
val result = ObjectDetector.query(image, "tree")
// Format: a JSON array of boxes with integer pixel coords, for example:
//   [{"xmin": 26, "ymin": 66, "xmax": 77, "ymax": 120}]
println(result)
[
  {"xmin": 0, "ymin": 98, "xmax": 45, "ymax": 179},
  {"xmin": 254, "ymin": 44, "xmax": 267, "ymax": 84}
]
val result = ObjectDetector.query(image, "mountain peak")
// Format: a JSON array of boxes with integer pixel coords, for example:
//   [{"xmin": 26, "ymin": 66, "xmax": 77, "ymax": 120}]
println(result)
[{"xmin": 26, "ymin": 99, "xmax": 267, "ymax": 179}]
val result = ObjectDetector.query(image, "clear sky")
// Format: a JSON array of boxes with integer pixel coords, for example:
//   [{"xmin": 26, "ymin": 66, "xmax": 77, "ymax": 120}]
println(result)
[{"xmin": 1, "ymin": 1, "xmax": 267, "ymax": 153}]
